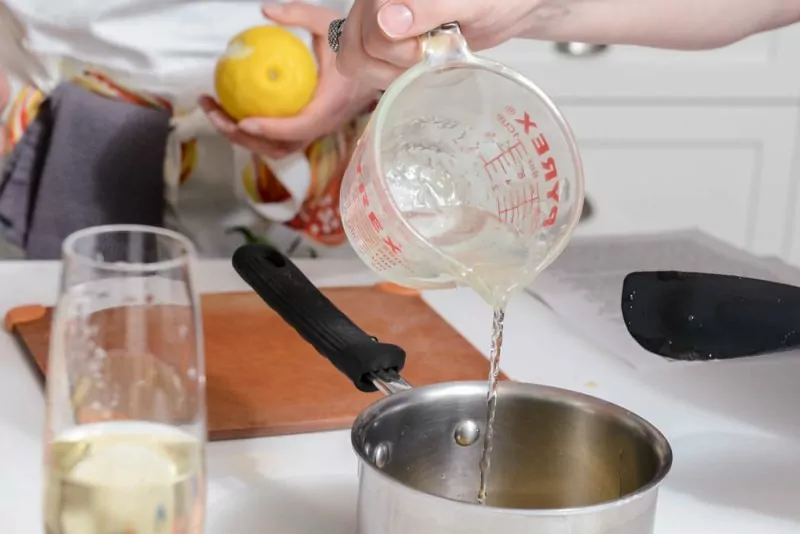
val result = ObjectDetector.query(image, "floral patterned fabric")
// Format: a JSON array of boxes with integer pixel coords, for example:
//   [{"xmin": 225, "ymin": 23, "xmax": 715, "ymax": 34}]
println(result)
[{"xmin": 3, "ymin": 70, "xmax": 374, "ymax": 255}]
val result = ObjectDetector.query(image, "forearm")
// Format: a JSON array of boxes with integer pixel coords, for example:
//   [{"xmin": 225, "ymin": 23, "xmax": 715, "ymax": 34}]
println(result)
[{"xmin": 522, "ymin": 0, "xmax": 800, "ymax": 50}]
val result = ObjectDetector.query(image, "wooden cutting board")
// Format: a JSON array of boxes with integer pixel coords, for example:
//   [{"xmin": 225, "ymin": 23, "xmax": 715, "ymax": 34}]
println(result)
[{"xmin": 5, "ymin": 286, "xmax": 505, "ymax": 441}]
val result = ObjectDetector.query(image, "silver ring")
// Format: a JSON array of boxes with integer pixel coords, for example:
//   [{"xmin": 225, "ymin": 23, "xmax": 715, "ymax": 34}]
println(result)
[{"xmin": 328, "ymin": 18, "xmax": 346, "ymax": 53}]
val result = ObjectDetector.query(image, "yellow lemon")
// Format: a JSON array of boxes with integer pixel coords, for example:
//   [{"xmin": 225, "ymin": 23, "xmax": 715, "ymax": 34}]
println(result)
[{"xmin": 215, "ymin": 25, "xmax": 318, "ymax": 121}]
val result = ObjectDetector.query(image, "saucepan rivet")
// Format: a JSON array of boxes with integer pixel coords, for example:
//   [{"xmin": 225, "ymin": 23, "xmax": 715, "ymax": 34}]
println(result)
[
  {"xmin": 373, "ymin": 442, "xmax": 390, "ymax": 469},
  {"xmin": 454, "ymin": 420, "xmax": 480, "ymax": 446}
]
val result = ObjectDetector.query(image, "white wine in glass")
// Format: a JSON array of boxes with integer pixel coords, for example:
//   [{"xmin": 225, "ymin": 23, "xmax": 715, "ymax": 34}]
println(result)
[{"xmin": 43, "ymin": 225, "xmax": 206, "ymax": 534}]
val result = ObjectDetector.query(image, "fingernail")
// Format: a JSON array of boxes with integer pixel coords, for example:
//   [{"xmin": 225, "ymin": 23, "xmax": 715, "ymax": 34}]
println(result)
[
  {"xmin": 378, "ymin": 3, "xmax": 413, "ymax": 37},
  {"xmin": 239, "ymin": 120, "xmax": 263, "ymax": 135}
]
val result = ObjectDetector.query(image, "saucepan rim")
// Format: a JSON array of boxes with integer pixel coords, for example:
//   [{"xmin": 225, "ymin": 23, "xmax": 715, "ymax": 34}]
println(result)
[{"xmin": 350, "ymin": 380, "xmax": 673, "ymax": 515}]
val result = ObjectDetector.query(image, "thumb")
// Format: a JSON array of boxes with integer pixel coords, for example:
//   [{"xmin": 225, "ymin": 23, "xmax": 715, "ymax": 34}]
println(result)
[
  {"xmin": 262, "ymin": 2, "xmax": 342, "ymax": 37},
  {"xmin": 375, "ymin": 0, "xmax": 477, "ymax": 39}
]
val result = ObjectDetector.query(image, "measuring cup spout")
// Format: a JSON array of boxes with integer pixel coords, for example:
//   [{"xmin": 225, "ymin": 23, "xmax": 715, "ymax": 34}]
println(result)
[
  {"xmin": 422, "ymin": 22, "xmax": 472, "ymax": 65},
  {"xmin": 231, "ymin": 243, "xmax": 412, "ymax": 395}
]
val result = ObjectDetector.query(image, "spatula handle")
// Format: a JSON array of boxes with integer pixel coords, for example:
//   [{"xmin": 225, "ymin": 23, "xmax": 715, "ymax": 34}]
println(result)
[{"xmin": 232, "ymin": 244, "xmax": 406, "ymax": 392}]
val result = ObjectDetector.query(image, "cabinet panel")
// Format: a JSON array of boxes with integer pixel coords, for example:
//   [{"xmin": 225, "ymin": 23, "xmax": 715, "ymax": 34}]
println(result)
[
  {"xmin": 483, "ymin": 25, "xmax": 800, "ymax": 100},
  {"xmin": 562, "ymin": 105, "xmax": 799, "ymax": 258},
  {"xmin": 787, "ymin": 147, "xmax": 800, "ymax": 268},
  {"xmin": 576, "ymin": 143, "xmax": 757, "ymax": 249}
]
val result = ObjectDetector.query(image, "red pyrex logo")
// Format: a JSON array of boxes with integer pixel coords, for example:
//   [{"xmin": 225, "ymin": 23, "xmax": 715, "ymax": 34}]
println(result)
[{"xmin": 509, "ymin": 108, "xmax": 562, "ymax": 228}]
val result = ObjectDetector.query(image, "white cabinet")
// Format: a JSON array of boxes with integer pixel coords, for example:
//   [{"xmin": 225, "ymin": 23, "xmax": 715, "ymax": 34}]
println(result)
[
  {"xmin": 789, "ymin": 186, "xmax": 800, "ymax": 266},
  {"xmin": 485, "ymin": 24, "xmax": 800, "ymax": 101},
  {"xmin": 483, "ymin": 23, "xmax": 800, "ymax": 266},
  {"xmin": 565, "ymin": 105, "xmax": 799, "ymax": 257}
]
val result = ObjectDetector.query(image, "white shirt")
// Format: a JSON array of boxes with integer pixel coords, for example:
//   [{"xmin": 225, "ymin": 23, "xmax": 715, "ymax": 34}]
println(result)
[{"xmin": 0, "ymin": 0, "xmax": 353, "ymax": 108}]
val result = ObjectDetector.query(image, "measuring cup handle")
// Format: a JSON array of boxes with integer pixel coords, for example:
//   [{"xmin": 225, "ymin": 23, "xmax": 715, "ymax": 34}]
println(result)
[{"xmin": 232, "ymin": 244, "xmax": 407, "ymax": 393}]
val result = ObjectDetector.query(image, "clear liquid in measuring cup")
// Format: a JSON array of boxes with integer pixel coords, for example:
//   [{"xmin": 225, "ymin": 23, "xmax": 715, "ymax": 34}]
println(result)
[{"xmin": 404, "ymin": 206, "xmax": 548, "ymax": 304}]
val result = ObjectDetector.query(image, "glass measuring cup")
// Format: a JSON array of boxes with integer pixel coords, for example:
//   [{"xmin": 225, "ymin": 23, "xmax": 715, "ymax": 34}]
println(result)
[{"xmin": 340, "ymin": 23, "xmax": 584, "ymax": 303}]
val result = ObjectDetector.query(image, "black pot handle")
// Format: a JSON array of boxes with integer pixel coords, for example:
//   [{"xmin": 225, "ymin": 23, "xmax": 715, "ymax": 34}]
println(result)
[{"xmin": 232, "ymin": 243, "xmax": 406, "ymax": 392}]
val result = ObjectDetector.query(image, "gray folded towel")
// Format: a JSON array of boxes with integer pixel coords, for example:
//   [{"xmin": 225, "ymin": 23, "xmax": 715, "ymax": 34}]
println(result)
[{"xmin": 0, "ymin": 81, "xmax": 169, "ymax": 259}]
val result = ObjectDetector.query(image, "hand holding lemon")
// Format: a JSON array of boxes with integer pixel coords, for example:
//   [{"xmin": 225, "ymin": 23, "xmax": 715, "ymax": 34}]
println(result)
[{"xmin": 200, "ymin": 2, "xmax": 380, "ymax": 159}]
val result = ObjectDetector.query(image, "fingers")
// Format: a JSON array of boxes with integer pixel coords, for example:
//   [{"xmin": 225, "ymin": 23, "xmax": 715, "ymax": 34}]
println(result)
[
  {"xmin": 365, "ymin": 0, "xmax": 481, "ymax": 64},
  {"xmin": 198, "ymin": 95, "xmax": 243, "ymax": 135},
  {"xmin": 238, "ymin": 113, "xmax": 315, "ymax": 142},
  {"xmin": 335, "ymin": 3, "xmax": 405, "ymax": 88},
  {"xmin": 261, "ymin": 1, "xmax": 341, "ymax": 36},
  {"xmin": 335, "ymin": 0, "xmax": 486, "ymax": 88},
  {"xmin": 198, "ymin": 95, "xmax": 236, "ymax": 134},
  {"xmin": 233, "ymin": 77, "xmax": 341, "ymax": 141},
  {"xmin": 362, "ymin": 18, "xmax": 420, "ymax": 68},
  {"xmin": 198, "ymin": 96, "xmax": 304, "ymax": 159},
  {"xmin": 373, "ymin": 0, "xmax": 474, "ymax": 39},
  {"xmin": 335, "ymin": 47, "xmax": 405, "ymax": 88}
]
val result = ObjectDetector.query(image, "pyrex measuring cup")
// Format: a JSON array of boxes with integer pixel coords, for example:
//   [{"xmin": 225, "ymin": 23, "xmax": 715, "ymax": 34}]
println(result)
[{"xmin": 340, "ymin": 23, "xmax": 584, "ymax": 300}]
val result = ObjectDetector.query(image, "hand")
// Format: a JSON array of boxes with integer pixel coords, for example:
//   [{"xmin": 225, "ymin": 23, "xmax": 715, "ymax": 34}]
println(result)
[
  {"xmin": 200, "ymin": 1, "xmax": 380, "ymax": 159},
  {"xmin": 335, "ymin": 0, "xmax": 542, "ymax": 88}
]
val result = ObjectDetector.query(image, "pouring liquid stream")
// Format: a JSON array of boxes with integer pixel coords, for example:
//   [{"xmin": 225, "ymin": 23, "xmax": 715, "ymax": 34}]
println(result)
[
  {"xmin": 477, "ymin": 305, "xmax": 506, "ymax": 504},
  {"xmin": 406, "ymin": 205, "xmax": 540, "ymax": 504}
]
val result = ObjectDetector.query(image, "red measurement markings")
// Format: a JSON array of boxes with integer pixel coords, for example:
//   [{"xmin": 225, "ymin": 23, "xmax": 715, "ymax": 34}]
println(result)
[
  {"xmin": 343, "ymin": 183, "xmax": 404, "ymax": 273},
  {"xmin": 344, "ymin": 156, "xmax": 415, "ymax": 273},
  {"xmin": 342, "ymin": 181, "xmax": 377, "ymax": 254},
  {"xmin": 347, "ymin": 199, "xmax": 408, "ymax": 275},
  {"xmin": 342, "ymin": 152, "xmax": 405, "ymax": 269},
  {"xmin": 497, "ymin": 111, "xmax": 542, "ymax": 180},
  {"xmin": 357, "ymin": 183, "xmax": 402, "ymax": 254},
  {"xmin": 481, "ymin": 140, "xmax": 528, "ymax": 181},
  {"xmin": 496, "ymin": 183, "xmax": 540, "ymax": 225}
]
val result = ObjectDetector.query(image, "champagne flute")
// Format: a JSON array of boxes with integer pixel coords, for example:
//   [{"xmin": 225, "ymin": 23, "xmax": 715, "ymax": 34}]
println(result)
[{"xmin": 43, "ymin": 225, "xmax": 206, "ymax": 534}]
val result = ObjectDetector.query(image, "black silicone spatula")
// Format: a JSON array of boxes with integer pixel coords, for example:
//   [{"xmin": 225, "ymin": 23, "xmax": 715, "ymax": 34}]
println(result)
[{"xmin": 621, "ymin": 271, "xmax": 800, "ymax": 361}]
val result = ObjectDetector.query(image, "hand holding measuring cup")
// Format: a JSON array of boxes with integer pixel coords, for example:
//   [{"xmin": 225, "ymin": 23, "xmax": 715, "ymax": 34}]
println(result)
[
  {"xmin": 332, "ymin": 21, "xmax": 584, "ymax": 305},
  {"xmin": 331, "ymin": 0, "xmax": 534, "ymax": 88}
]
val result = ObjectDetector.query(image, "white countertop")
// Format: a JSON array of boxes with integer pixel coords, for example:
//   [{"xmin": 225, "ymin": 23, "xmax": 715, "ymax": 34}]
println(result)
[{"xmin": 0, "ymin": 259, "xmax": 798, "ymax": 533}]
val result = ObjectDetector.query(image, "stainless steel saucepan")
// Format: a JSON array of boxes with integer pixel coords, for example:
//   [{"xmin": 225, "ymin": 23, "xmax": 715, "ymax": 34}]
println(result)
[{"xmin": 232, "ymin": 243, "xmax": 673, "ymax": 534}]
